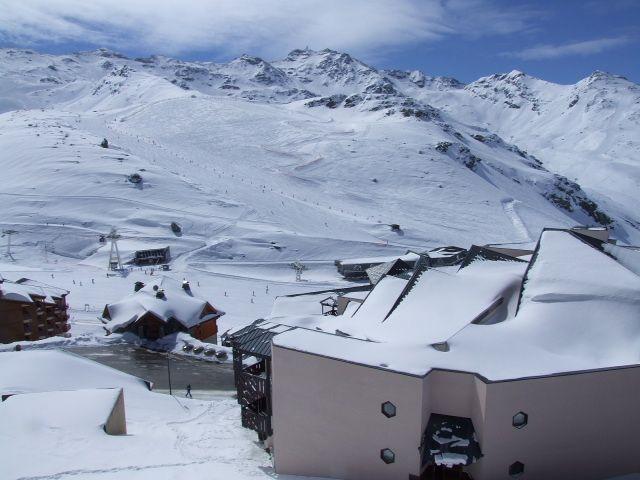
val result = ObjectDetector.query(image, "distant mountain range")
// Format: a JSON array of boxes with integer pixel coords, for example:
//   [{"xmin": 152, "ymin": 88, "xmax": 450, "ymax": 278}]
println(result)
[{"xmin": 1, "ymin": 47, "xmax": 638, "ymax": 264}]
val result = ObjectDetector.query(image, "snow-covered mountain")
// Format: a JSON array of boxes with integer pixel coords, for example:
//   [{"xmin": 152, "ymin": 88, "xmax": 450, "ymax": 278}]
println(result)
[{"xmin": 1, "ymin": 46, "xmax": 638, "ymax": 279}]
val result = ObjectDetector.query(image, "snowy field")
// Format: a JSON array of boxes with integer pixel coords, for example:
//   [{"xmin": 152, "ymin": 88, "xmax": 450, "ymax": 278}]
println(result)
[{"xmin": 0, "ymin": 350, "xmax": 324, "ymax": 480}]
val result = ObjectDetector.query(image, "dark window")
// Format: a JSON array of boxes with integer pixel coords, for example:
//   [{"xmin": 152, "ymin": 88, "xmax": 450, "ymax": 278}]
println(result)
[
  {"xmin": 380, "ymin": 448, "xmax": 395, "ymax": 464},
  {"xmin": 512, "ymin": 412, "xmax": 528, "ymax": 429},
  {"xmin": 509, "ymin": 461, "xmax": 525, "ymax": 477},
  {"xmin": 381, "ymin": 401, "xmax": 397, "ymax": 418}
]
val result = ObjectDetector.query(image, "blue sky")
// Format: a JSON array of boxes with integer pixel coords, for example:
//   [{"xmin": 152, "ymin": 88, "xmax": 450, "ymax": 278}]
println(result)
[{"xmin": 0, "ymin": 0, "xmax": 638, "ymax": 84}]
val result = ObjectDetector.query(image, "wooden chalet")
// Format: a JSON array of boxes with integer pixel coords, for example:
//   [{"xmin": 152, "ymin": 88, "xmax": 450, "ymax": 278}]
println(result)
[{"xmin": 102, "ymin": 279, "xmax": 223, "ymax": 342}]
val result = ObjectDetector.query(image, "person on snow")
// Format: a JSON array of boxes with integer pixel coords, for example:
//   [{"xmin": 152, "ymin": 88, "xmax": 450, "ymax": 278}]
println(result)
[{"xmin": 185, "ymin": 384, "xmax": 192, "ymax": 398}]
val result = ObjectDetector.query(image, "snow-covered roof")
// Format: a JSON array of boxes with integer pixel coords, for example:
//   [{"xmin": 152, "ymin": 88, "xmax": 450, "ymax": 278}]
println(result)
[
  {"xmin": 103, "ymin": 277, "xmax": 223, "ymax": 332},
  {"xmin": 274, "ymin": 229, "xmax": 640, "ymax": 380},
  {"xmin": 369, "ymin": 260, "xmax": 526, "ymax": 344},
  {"xmin": 341, "ymin": 290, "xmax": 369, "ymax": 301},
  {"xmin": 426, "ymin": 246, "xmax": 466, "ymax": 259},
  {"xmin": 0, "ymin": 350, "xmax": 149, "ymax": 395},
  {"xmin": 349, "ymin": 275, "xmax": 408, "ymax": 327},
  {"xmin": 0, "ymin": 277, "xmax": 68, "ymax": 304},
  {"xmin": 337, "ymin": 252, "xmax": 420, "ymax": 266},
  {"xmin": 0, "ymin": 388, "xmax": 122, "ymax": 434}
]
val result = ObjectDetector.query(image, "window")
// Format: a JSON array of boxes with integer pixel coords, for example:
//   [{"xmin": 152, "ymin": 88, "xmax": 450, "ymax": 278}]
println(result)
[
  {"xmin": 380, "ymin": 448, "xmax": 395, "ymax": 464},
  {"xmin": 509, "ymin": 461, "xmax": 524, "ymax": 477},
  {"xmin": 381, "ymin": 401, "xmax": 397, "ymax": 418},
  {"xmin": 512, "ymin": 412, "xmax": 528, "ymax": 429}
]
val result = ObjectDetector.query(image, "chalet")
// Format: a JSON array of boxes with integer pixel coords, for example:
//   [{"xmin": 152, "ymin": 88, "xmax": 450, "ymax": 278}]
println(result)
[
  {"xmin": 0, "ymin": 277, "xmax": 69, "ymax": 343},
  {"xmin": 132, "ymin": 246, "xmax": 170, "ymax": 266},
  {"xmin": 226, "ymin": 227, "xmax": 640, "ymax": 480},
  {"xmin": 102, "ymin": 278, "xmax": 224, "ymax": 342}
]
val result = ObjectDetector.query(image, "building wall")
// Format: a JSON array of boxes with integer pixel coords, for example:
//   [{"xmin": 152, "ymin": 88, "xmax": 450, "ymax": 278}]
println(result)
[
  {"xmin": 474, "ymin": 366, "xmax": 640, "ymax": 480},
  {"xmin": 126, "ymin": 313, "xmax": 171, "ymax": 340},
  {"xmin": 272, "ymin": 345, "xmax": 424, "ymax": 480},
  {"xmin": 0, "ymin": 299, "xmax": 28, "ymax": 343},
  {"xmin": 189, "ymin": 318, "xmax": 218, "ymax": 341},
  {"xmin": 104, "ymin": 388, "xmax": 127, "ymax": 435},
  {"xmin": 271, "ymin": 345, "xmax": 640, "ymax": 480},
  {"xmin": 0, "ymin": 297, "xmax": 69, "ymax": 344}
]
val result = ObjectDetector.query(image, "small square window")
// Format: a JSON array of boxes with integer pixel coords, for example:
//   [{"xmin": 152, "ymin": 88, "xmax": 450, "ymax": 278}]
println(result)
[
  {"xmin": 509, "ymin": 461, "xmax": 524, "ymax": 477},
  {"xmin": 380, "ymin": 448, "xmax": 395, "ymax": 464},
  {"xmin": 381, "ymin": 401, "xmax": 397, "ymax": 418}
]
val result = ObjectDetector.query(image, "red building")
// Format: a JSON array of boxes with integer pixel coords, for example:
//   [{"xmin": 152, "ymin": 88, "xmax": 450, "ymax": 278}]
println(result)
[{"xmin": 0, "ymin": 277, "xmax": 70, "ymax": 343}]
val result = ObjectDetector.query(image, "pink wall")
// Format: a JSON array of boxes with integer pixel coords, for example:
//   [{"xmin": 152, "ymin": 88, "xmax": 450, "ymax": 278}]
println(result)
[
  {"xmin": 272, "ymin": 342, "xmax": 640, "ymax": 480},
  {"xmin": 272, "ymin": 345, "xmax": 424, "ymax": 480}
]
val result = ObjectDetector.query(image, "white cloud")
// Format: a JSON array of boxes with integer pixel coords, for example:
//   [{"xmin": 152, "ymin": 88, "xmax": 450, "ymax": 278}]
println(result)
[
  {"xmin": 510, "ymin": 37, "xmax": 632, "ymax": 60},
  {"xmin": 0, "ymin": 0, "xmax": 533, "ymax": 59}
]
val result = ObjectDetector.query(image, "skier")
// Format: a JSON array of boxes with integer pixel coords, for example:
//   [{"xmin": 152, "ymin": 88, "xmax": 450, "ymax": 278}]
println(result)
[{"xmin": 185, "ymin": 384, "xmax": 193, "ymax": 398}]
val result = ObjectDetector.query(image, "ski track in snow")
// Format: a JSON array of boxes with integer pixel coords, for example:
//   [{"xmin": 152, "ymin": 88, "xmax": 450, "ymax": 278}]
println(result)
[{"xmin": 502, "ymin": 198, "xmax": 531, "ymax": 242}]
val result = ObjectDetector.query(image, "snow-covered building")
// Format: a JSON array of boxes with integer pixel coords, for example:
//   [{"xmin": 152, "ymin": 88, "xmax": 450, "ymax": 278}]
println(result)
[
  {"xmin": 0, "ymin": 276, "xmax": 69, "ymax": 343},
  {"xmin": 102, "ymin": 278, "xmax": 224, "ymax": 341},
  {"xmin": 334, "ymin": 252, "xmax": 422, "ymax": 279},
  {"xmin": 229, "ymin": 228, "xmax": 640, "ymax": 480},
  {"xmin": 335, "ymin": 247, "xmax": 468, "ymax": 281},
  {"xmin": 0, "ymin": 350, "xmax": 156, "ymax": 478}
]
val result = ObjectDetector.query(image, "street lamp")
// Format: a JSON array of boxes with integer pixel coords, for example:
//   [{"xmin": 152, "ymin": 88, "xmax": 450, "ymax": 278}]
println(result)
[{"xmin": 167, "ymin": 351, "xmax": 173, "ymax": 395}]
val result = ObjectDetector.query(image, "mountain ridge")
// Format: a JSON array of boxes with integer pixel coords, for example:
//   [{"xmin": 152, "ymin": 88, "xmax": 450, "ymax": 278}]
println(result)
[{"xmin": 0, "ymin": 46, "xmax": 638, "ymax": 273}]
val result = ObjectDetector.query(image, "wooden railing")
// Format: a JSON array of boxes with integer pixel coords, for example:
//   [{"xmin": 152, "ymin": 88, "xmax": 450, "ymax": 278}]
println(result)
[
  {"xmin": 238, "ymin": 372, "xmax": 267, "ymax": 406},
  {"xmin": 241, "ymin": 404, "xmax": 271, "ymax": 438}
]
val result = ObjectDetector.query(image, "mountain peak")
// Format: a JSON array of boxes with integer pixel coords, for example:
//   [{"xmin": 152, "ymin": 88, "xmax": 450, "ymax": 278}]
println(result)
[
  {"xmin": 506, "ymin": 69, "xmax": 526, "ymax": 78},
  {"xmin": 285, "ymin": 48, "xmax": 316, "ymax": 60}
]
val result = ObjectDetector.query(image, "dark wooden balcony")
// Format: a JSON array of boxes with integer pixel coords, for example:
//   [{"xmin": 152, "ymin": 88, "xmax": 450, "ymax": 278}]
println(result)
[
  {"xmin": 241, "ymin": 404, "xmax": 271, "ymax": 439},
  {"xmin": 238, "ymin": 371, "xmax": 267, "ymax": 406}
]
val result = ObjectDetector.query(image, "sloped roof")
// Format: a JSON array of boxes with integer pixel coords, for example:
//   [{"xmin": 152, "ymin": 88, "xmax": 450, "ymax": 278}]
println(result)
[
  {"xmin": 337, "ymin": 251, "xmax": 420, "ymax": 266},
  {"xmin": 0, "ymin": 277, "xmax": 68, "ymax": 304},
  {"xmin": 223, "ymin": 319, "xmax": 294, "ymax": 357},
  {"xmin": 366, "ymin": 258, "xmax": 412, "ymax": 285},
  {"xmin": 0, "ymin": 388, "xmax": 122, "ymax": 433},
  {"xmin": 103, "ymin": 277, "xmax": 223, "ymax": 331},
  {"xmin": 0, "ymin": 350, "xmax": 149, "ymax": 395},
  {"xmin": 347, "ymin": 275, "xmax": 409, "ymax": 330},
  {"xmin": 274, "ymin": 229, "xmax": 640, "ymax": 380}
]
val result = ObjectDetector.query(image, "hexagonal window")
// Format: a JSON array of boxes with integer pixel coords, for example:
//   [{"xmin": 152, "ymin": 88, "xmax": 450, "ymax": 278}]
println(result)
[
  {"xmin": 381, "ymin": 401, "xmax": 397, "ymax": 418},
  {"xmin": 512, "ymin": 411, "xmax": 528, "ymax": 429},
  {"xmin": 380, "ymin": 448, "xmax": 395, "ymax": 464},
  {"xmin": 509, "ymin": 461, "xmax": 525, "ymax": 477}
]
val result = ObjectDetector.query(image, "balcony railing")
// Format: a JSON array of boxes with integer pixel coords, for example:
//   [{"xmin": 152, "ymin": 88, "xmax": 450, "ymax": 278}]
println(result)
[
  {"xmin": 241, "ymin": 404, "xmax": 271, "ymax": 438},
  {"xmin": 238, "ymin": 372, "xmax": 267, "ymax": 406}
]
